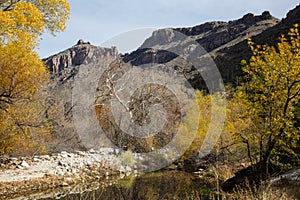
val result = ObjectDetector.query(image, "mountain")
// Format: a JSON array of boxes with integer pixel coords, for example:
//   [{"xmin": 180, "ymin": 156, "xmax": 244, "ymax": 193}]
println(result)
[
  {"xmin": 43, "ymin": 41, "xmax": 118, "ymax": 152},
  {"xmin": 123, "ymin": 11, "xmax": 279, "ymax": 88},
  {"xmin": 43, "ymin": 4, "xmax": 300, "ymax": 152}
]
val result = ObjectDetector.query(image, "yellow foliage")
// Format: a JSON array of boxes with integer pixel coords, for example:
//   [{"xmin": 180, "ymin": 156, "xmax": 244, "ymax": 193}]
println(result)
[
  {"xmin": 0, "ymin": 41, "xmax": 51, "ymax": 155},
  {"xmin": 0, "ymin": 0, "xmax": 70, "ymax": 155},
  {"xmin": 181, "ymin": 90, "xmax": 249, "ymax": 161},
  {"xmin": 0, "ymin": 0, "xmax": 70, "ymax": 46},
  {"xmin": 239, "ymin": 25, "xmax": 300, "ymax": 165}
]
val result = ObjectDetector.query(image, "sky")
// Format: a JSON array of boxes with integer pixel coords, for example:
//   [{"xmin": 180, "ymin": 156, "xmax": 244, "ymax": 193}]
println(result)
[{"xmin": 38, "ymin": 0, "xmax": 300, "ymax": 58}]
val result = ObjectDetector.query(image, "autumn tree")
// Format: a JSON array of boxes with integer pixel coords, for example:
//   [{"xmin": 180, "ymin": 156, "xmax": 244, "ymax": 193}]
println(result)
[
  {"xmin": 237, "ymin": 25, "xmax": 300, "ymax": 172},
  {"xmin": 181, "ymin": 89, "xmax": 250, "ymax": 166},
  {"xmin": 0, "ymin": 0, "xmax": 70, "ymax": 155}
]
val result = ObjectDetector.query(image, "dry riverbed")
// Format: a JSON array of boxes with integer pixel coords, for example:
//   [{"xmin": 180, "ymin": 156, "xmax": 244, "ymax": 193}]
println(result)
[{"xmin": 0, "ymin": 148, "xmax": 135, "ymax": 199}]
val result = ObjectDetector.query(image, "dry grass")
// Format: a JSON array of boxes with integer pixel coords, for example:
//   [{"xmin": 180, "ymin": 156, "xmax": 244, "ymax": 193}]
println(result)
[{"xmin": 220, "ymin": 181, "xmax": 298, "ymax": 200}]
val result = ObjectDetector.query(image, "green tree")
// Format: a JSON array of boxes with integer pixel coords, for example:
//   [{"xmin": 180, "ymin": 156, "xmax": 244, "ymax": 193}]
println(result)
[
  {"xmin": 0, "ymin": 0, "xmax": 70, "ymax": 155},
  {"xmin": 237, "ymin": 25, "xmax": 300, "ymax": 172}
]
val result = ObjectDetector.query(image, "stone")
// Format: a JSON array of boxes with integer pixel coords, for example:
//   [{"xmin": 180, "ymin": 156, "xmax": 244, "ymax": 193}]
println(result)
[
  {"xmin": 40, "ymin": 155, "xmax": 51, "ymax": 161},
  {"xmin": 88, "ymin": 149, "xmax": 96, "ymax": 153},
  {"xmin": 17, "ymin": 165, "xmax": 24, "ymax": 170},
  {"xmin": 33, "ymin": 157, "xmax": 40, "ymax": 162},
  {"xmin": 76, "ymin": 151, "xmax": 86, "ymax": 156},
  {"xmin": 61, "ymin": 154, "xmax": 68, "ymax": 158},
  {"xmin": 64, "ymin": 177, "xmax": 74, "ymax": 183},
  {"xmin": 20, "ymin": 161, "xmax": 30, "ymax": 168},
  {"xmin": 61, "ymin": 182, "xmax": 69, "ymax": 187},
  {"xmin": 58, "ymin": 161, "xmax": 67, "ymax": 167},
  {"xmin": 119, "ymin": 166, "xmax": 126, "ymax": 173},
  {"xmin": 56, "ymin": 171, "xmax": 64, "ymax": 177},
  {"xmin": 77, "ymin": 39, "xmax": 85, "ymax": 45},
  {"xmin": 125, "ymin": 166, "xmax": 132, "ymax": 172}
]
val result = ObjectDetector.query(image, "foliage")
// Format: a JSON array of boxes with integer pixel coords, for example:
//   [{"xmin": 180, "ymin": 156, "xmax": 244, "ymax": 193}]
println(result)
[
  {"xmin": 0, "ymin": 0, "xmax": 70, "ymax": 45},
  {"xmin": 181, "ymin": 90, "xmax": 250, "ymax": 163},
  {"xmin": 0, "ymin": 41, "xmax": 52, "ymax": 155},
  {"xmin": 0, "ymin": 0, "xmax": 70, "ymax": 155},
  {"xmin": 237, "ymin": 25, "xmax": 300, "ymax": 169}
]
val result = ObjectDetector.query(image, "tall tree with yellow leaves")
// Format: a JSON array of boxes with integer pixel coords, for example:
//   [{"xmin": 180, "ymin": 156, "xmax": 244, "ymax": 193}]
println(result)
[
  {"xmin": 0, "ymin": 0, "xmax": 70, "ymax": 155},
  {"xmin": 238, "ymin": 25, "xmax": 300, "ymax": 172}
]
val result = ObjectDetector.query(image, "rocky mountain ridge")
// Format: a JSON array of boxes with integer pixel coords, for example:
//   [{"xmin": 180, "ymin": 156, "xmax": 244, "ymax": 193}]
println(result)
[{"xmin": 44, "ymin": 41, "xmax": 118, "ymax": 85}]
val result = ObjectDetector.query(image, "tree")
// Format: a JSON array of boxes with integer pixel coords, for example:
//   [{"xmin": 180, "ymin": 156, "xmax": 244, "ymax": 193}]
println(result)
[
  {"xmin": 0, "ymin": 0, "xmax": 70, "ymax": 155},
  {"xmin": 181, "ymin": 89, "xmax": 250, "ymax": 165},
  {"xmin": 0, "ymin": 0, "xmax": 70, "ymax": 43},
  {"xmin": 237, "ymin": 25, "xmax": 300, "ymax": 172}
]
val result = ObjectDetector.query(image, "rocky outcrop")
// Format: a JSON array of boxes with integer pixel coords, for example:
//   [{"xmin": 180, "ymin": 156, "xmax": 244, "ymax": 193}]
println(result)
[
  {"xmin": 141, "ymin": 11, "xmax": 278, "ymax": 53},
  {"xmin": 213, "ymin": 4, "xmax": 300, "ymax": 84},
  {"xmin": 124, "ymin": 11, "xmax": 279, "ymax": 89},
  {"xmin": 43, "ymin": 41, "xmax": 119, "ymax": 152},
  {"xmin": 44, "ymin": 40, "xmax": 118, "ymax": 85}
]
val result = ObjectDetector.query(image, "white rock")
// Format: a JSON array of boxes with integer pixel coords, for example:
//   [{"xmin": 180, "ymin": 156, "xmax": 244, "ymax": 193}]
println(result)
[
  {"xmin": 65, "ymin": 177, "xmax": 73, "ymax": 183},
  {"xmin": 114, "ymin": 149, "xmax": 120, "ymax": 154},
  {"xmin": 40, "ymin": 155, "xmax": 51, "ymax": 161},
  {"xmin": 17, "ymin": 165, "xmax": 24, "ymax": 169},
  {"xmin": 61, "ymin": 182, "xmax": 68, "ymax": 187},
  {"xmin": 125, "ymin": 166, "xmax": 132, "ymax": 172},
  {"xmin": 20, "ymin": 161, "xmax": 30, "ymax": 168},
  {"xmin": 99, "ymin": 147, "xmax": 114, "ymax": 154},
  {"xmin": 61, "ymin": 154, "xmax": 68, "ymax": 158},
  {"xmin": 76, "ymin": 151, "xmax": 85, "ymax": 156},
  {"xmin": 119, "ymin": 166, "xmax": 126, "ymax": 173},
  {"xmin": 56, "ymin": 171, "xmax": 64, "ymax": 177},
  {"xmin": 88, "ymin": 149, "xmax": 96, "ymax": 153},
  {"xmin": 85, "ymin": 161, "xmax": 92, "ymax": 166}
]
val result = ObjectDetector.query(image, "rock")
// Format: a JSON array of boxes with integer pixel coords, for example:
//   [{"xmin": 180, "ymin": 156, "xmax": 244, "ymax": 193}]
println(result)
[
  {"xmin": 77, "ymin": 39, "xmax": 85, "ymax": 45},
  {"xmin": 85, "ymin": 161, "xmax": 92, "ymax": 167},
  {"xmin": 20, "ymin": 161, "xmax": 30, "ymax": 168},
  {"xmin": 114, "ymin": 148, "xmax": 120, "ymax": 155},
  {"xmin": 60, "ymin": 151, "xmax": 71, "ymax": 158},
  {"xmin": 67, "ymin": 153, "xmax": 73, "ymax": 158},
  {"xmin": 58, "ymin": 161, "xmax": 67, "ymax": 167},
  {"xmin": 76, "ymin": 151, "xmax": 86, "ymax": 156},
  {"xmin": 99, "ymin": 148, "xmax": 115, "ymax": 154},
  {"xmin": 11, "ymin": 158, "xmax": 18, "ymax": 163},
  {"xmin": 61, "ymin": 154, "xmax": 68, "ymax": 158},
  {"xmin": 61, "ymin": 182, "xmax": 69, "ymax": 187},
  {"xmin": 40, "ymin": 155, "xmax": 51, "ymax": 161},
  {"xmin": 125, "ymin": 166, "xmax": 132, "ymax": 172},
  {"xmin": 33, "ymin": 157, "xmax": 40, "ymax": 162},
  {"xmin": 120, "ymin": 173, "xmax": 125, "ymax": 179},
  {"xmin": 17, "ymin": 165, "xmax": 24, "ymax": 170},
  {"xmin": 88, "ymin": 149, "xmax": 96, "ymax": 154},
  {"xmin": 56, "ymin": 171, "xmax": 64, "ymax": 177},
  {"xmin": 119, "ymin": 166, "xmax": 126, "ymax": 173},
  {"xmin": 64, "ymin": 177, "xmax": 74, "ymax": 183}
]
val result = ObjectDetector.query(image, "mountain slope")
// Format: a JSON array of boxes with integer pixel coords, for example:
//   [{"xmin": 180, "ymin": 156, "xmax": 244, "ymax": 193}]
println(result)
[{"xmin": 123, "ymin": 11, "xmax": 279, "ymax": 89}]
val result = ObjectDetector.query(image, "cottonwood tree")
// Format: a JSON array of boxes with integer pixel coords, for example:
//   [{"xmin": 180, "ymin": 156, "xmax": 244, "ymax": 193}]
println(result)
[
  {"xmin": 0, "ymin": 0, "xmax": 70, "ymax": 155},
  {"xmin": 237, "ymin": 25, "xmax": 300, "ymax": 172}
]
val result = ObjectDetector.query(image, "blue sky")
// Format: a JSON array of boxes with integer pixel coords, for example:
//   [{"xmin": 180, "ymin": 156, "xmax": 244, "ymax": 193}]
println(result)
[{"xmin": 38, "ymin": 0, "xmax": 300, "ymax": 58}]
